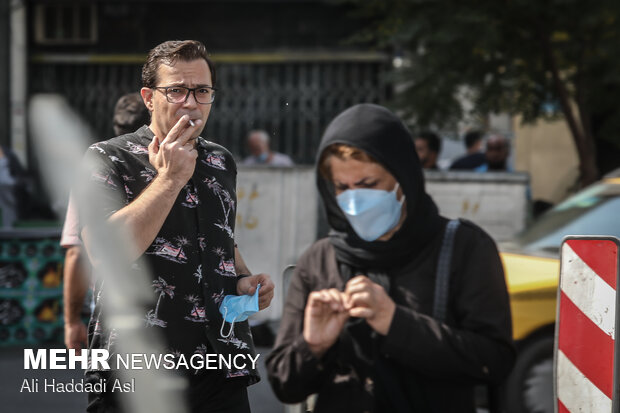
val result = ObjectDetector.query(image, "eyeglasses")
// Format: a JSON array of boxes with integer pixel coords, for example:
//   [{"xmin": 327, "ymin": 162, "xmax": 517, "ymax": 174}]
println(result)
[{"xmin": 153, "ymin": 86, "xmax": 216, "ymax": 104}]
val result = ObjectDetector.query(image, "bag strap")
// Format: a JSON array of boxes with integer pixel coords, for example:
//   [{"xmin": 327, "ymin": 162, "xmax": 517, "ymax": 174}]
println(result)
[
  {"xmin": 432, "ymin": 219, "xmax": 460, "ymax": 322},
  {"xmin": 432, "ymin": 219, "xmax": 505, "ymax": 413}
]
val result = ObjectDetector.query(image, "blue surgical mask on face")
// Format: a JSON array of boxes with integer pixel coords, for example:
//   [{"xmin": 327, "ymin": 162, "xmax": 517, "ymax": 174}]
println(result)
[
  {"xmin": 219, "ymin": 284, "xmax": 261, "ymax": 338},
  {"xmin": 336, "ymin": 182, "xmax": 405, "ymax": 242}
]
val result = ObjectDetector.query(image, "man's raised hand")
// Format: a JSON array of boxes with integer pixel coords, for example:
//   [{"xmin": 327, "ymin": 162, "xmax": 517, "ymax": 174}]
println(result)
[{"xmin": 148, "ymin": 115, "xmax": 202, "ymax": 187}]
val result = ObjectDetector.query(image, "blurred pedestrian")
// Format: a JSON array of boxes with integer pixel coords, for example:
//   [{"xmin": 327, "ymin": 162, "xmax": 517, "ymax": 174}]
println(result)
[
  {"xmin": 241, "ymin": 129, "xmax": 294, "ymax": 167},
  {"xmin": 476, "ymin": 134, "xmax": 511, "ymax": 172},
  {"xmin": 62, "ymin": 92, "xmax": 149, "ymax": 352},
  {"xmin": 450, "ymin": 130, "xmax": 486, "ymax": 170},
  {"xmin": 0, "ymin": 144, "xmax": 52, "ymax": 227},
  {"xmin": 414, "ymin": 131, "xmax": 441, "ymax": 170},
  {"xmin": 0, "ymin": 145, "xmax": 25, "ymax": 228},
  {"xmin": 112, "ymin": 92, "xmax": 150, "ymax": 136},
  {"xmin": 267, "ymin": 104, "xmax": 515, "ymax": 413}
]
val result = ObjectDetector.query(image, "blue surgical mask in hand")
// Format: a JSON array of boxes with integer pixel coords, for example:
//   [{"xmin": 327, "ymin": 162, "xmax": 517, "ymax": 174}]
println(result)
[
  {"xmin": 336, "ymin": 182, "xmax": 405, "ymax": 242},
  {"xmin": 219, "ymin": 284, "xmax": 261, "ymax": 338}
]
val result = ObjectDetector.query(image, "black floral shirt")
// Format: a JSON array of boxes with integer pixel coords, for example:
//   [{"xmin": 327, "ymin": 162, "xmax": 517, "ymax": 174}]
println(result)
[{"xmin": 80, "ymin": 126, "xmax": 258, "ymax": 383}]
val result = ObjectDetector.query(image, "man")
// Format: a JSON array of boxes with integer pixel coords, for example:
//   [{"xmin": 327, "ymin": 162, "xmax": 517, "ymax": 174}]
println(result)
[
  {"xmin": 78, "ymin": 40, "xmax": 274, "ymax": 413},
  {"xmin": 63, "ymin": 92, "xmax": 150, "ymax": 352},
  {"xmin": 112, "ymin": 92, "xmax": 151, "ymax": 136},
  {"xmin": 450, "ymin": 130, "xmax": 486, "ymax": 170},
  {"xmin": 414, "ymin": 131, "xmax": 441, "ymax": 169},
  {"xmin": 241, "ymin": 129, "xmax": 294, "ymax": 167},
  {"xmin": 475, "ymin": 134, "xmax": 512, "ymax": 172}
]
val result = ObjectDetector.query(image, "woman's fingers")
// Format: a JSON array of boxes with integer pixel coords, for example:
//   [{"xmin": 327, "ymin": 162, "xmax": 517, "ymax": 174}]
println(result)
[{"xmin": 349, "ymin": 307, "xmax": 374, "ymax": 319}]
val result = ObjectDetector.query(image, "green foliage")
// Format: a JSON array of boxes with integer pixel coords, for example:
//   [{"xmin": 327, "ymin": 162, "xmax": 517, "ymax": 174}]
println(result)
[{"xmin": 341, "ymin": 0, "xmax": 620, "ymax": 147}]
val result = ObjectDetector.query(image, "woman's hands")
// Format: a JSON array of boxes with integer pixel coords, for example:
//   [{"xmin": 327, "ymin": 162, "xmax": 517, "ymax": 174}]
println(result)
[
  {"xmin": 303, "ymin": 275, "xmax": 396, "ymax": 358},
  {"xmin": 344, "ymin": 275, "xmax": 396, "ymax": 336},
  {"xmin": 303, "ymin": 289, "xmax": 350, "ymax": 359}
]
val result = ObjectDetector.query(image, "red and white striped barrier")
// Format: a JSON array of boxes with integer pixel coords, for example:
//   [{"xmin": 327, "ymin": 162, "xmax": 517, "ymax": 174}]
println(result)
[{"xmin": 555, "ymin": 237, "xmax": 619, "ymax": 413}]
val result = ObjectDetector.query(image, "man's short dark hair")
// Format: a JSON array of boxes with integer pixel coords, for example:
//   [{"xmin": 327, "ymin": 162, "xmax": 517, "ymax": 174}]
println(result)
[
  {"xmin": 113, "ymin": 92, "xmax": 150, "ymax": 136},
  {"xmin": 417, "ymin": 131, "xmax": 441, "ymax": 154},
  {"xmin": 464, "ymin": 131, "xmax": 483, "ymax": 149},
  {"xmin": 142, "ymin": 40, "xmax": 216, "ymax": 88}
]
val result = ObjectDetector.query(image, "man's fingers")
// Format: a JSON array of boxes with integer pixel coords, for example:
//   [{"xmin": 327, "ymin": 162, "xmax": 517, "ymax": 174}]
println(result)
[
  {"xmin": 258, "ymin": 290, "xmax": 274, "ymax": 309},
  {"xmin": 161, "ymin": 115, "xmax": 200, "ymax": 145},
  {"xmin": 160, "ymin": 115, "xmax": 189, "ymax": 145},
  {"xmin": 177, "ymin": 118, "xmax": 203, "ymax": 146},
  {"xmin": 256, "ymin": 274, "xmax": 275, "ymax": 294},
  {"xmin": 148, "ymin": 136, "xmax": 159, "ymax": 153}
]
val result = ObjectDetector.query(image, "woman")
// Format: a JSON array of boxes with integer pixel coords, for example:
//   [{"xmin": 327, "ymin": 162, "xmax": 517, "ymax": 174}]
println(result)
[{"xmin": 266, "ymin": 104, "xmax": 515, "ymax": 412}]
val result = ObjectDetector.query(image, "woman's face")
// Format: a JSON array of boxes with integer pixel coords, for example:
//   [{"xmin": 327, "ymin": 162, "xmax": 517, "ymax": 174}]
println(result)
[{"xmin": 329, "ymin": 156, "xmax": 407, "ymax": 241}]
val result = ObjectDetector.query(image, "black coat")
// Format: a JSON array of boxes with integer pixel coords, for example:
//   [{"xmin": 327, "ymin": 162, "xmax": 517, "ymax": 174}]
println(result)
[{"xmin": 266, "ymin": 218, "xmax": 515, "ymax": 413}]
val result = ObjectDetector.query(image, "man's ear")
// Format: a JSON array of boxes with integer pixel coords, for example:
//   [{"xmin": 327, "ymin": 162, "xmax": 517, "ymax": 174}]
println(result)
[{"xmin": 140, "ymin": 87, "xmax": 154, "ymax": 112}]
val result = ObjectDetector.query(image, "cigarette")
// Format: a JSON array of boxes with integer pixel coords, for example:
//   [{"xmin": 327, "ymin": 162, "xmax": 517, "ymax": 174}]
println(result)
[{"xmin": 189, "ymin": 119, "xmax": 195, "ymax": 127}]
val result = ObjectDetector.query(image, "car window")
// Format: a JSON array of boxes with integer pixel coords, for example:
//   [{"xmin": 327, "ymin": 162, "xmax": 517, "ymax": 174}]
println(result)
[{"xmin": 516, "ymin": 183, "xmax": 620, "ymax": 254}]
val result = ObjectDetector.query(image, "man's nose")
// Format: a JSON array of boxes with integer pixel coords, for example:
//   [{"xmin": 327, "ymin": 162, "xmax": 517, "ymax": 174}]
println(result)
[{"xmin": 183, "ymin": 91, "xmax": 199, "ymax": 107}]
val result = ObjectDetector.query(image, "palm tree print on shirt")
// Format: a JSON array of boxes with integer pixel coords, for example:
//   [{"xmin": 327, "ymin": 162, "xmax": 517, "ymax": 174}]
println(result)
[
  {"xmin": 202, "ymin": 153, "xmax": 227, "ymax": 170},
  {"xmin": 193, "ymin": 264, "xmax": 202, "ymax": 283},
  {"xmin": 217, "ymin": 335, "xmax": 250, "ymax": 350},
  {"xmin": 145, "ymin": 277, "xmax": 176, "ymax": 328},
  {"xmin": 146, "ymin": 236, "xmax": 189, "ymax": 264},
  {"xmin": 213, "ymin": 247, "xmax": 236, "ymax": 277},
  {"xmin": 212, "ymin": 288, "xmax": 225, "ymax": 305},
  {"xmin": 194, "ymin": 344, "xmax": 209, "ymax": 374},
  {"xmin": 184, "ymin": 294, "xmax": 207, "ymax": 323},
  {"xmin": 126, "ymin": 141, "xmax": 148, "ymax": 154},
  {"xmin": 204, "ymin": 176, "xmax": 235, "ymax": 238},
  {"xmin": 181, "ymin": 184, "xmax": 200, "ymax": 208}
]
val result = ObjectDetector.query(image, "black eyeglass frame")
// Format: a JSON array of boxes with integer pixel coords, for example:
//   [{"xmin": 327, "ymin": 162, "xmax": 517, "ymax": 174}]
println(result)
[{"xmin": 152, "ymin": 85, "xmax": 217, "ymax": 104}]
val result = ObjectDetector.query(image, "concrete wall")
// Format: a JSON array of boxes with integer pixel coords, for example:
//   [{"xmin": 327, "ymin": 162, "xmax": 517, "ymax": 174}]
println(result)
[
  {"xmin": 238, "ymin": 167, "xmax": 529, "ymax": 321},
  {"xmin": 425, "ymin": 171, "xmax": 529, "ymax": 242},
  {"xmin": 235, "ymin": 167, "xmax": 318, "ymax": 323}
]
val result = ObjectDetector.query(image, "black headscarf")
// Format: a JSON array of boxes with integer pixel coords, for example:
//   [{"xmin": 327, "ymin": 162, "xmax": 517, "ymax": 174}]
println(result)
[{"xmin": 317, "ymin": 104, "xmax": 442, "ymax": 271}]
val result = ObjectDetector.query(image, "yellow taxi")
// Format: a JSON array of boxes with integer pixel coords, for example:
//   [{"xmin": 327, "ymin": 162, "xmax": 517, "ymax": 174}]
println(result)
[{"xmin": 501, "ymin": 175, "xmax": 620, "ymax": 413}]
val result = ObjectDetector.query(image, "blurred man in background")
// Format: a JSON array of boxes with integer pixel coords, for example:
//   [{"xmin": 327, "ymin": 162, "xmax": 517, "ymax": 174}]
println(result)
[
  {"xmin": 0, "ymin": 145, "xmax": 26, "ymax": 228},
  {"xmin": 450, "ymin": 130, "xmax": 486, "ymax": 170},
  {"xmin": 476, "ymin": 134, "xmax": 511, "ymax": 172},
  {"xmin": 112, "ymin": 92, "xmax": 151, "ymax": 137},
  {"xmin": 414, "ymin": 131, "xmax": 441, "ymax": 169},
  {"xmin": 241, "ymin": 129, "xmax": 294, "ymax": 167}
]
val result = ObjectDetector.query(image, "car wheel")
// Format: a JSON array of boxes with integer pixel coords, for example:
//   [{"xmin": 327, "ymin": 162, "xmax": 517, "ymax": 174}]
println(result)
[{"xmin": 505, "ymin": 335, "xmax": 554, "ymax": 413}]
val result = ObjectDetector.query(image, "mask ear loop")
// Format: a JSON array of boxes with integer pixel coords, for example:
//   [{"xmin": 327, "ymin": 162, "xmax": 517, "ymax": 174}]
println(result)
[
  {"xmin": 220, "ymin": 306, "xmax": 236, "ymax": 338},
  {"xmin": 393, "ymin": 182, "xmax": 406, "ymax": 205}
]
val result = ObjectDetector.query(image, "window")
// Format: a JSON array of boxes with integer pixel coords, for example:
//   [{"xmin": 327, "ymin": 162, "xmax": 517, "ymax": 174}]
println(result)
[{"xmin": 34, "ymin": 3, "xmax": 97, "ymax": 45}]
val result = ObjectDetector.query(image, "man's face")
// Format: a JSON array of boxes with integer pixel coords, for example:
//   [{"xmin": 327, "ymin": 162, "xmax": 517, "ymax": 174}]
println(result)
[
  {"xmin": 486, "ymin": 139, "xmax": 509, "ymax": 169},
  {"xmin": 141, "ymin": 59, "xmax": 213, "ymax": 140},
  {"xmin": 415, "ymin": 139, "xmax": 429, "ymax": 165},
  {"xmin": 247, "ymin": 134, "xmax": 268, "ymax": 157},
  {"xmin": 415, "ymin": 138, "xmax": 436, "ymax": 168}
]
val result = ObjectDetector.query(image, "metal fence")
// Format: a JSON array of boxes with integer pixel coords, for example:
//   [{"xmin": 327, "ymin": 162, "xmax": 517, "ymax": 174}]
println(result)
[{"xmin": 29, "ymin": 54, "xmax": 389, "ymax": 164}]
